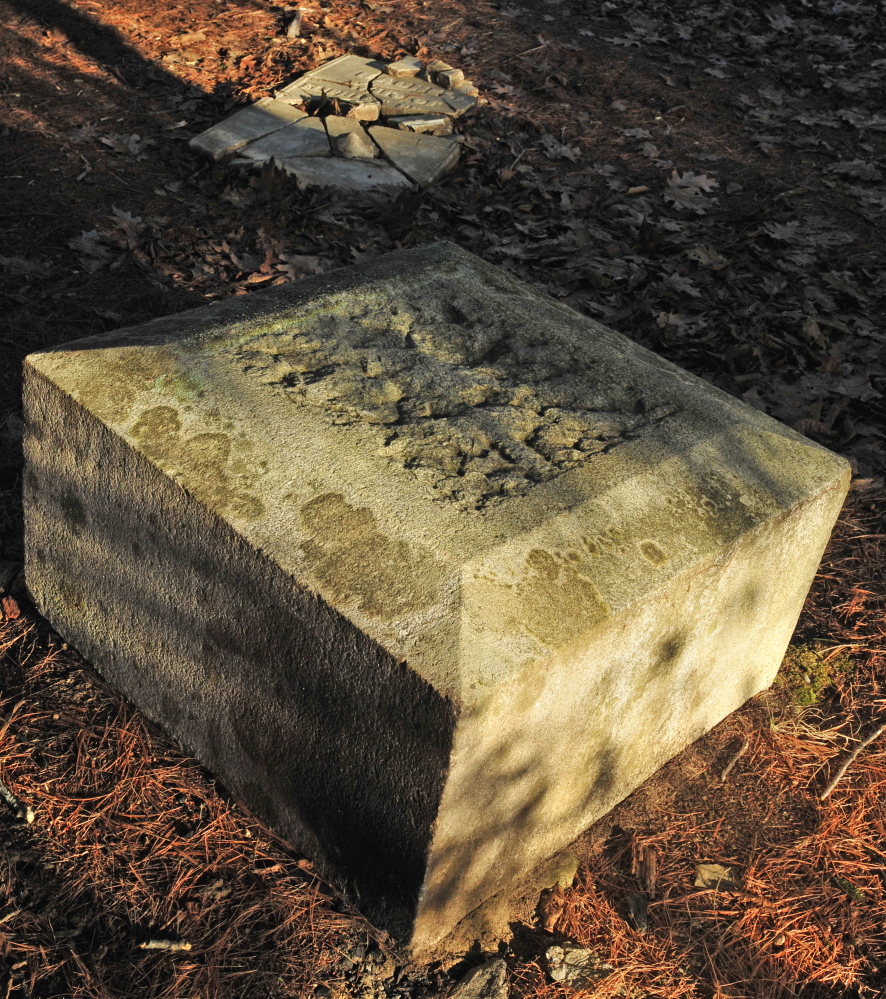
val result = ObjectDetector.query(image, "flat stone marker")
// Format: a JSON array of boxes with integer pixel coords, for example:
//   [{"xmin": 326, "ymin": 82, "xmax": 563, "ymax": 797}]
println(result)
[
  {"xmin": 239, "ymin": 116, "xmax": 330, "ymax": 164},
  {"xmin": 303, "ymin": 53, "xmax": 386, "ymax": 89},
  {"xmin": 279, "ymin": 156, "xmax": 411, "ymax": 189},
  {"xmin": 388, "ymin": 114, "xmax": 453, "ymax": 136},
  {"xmin": 23, "ymin": 244, "xmax": 848, "ymax": 953},
  {"xmin": 276, "ymin": 78, "xmax": 381, "ymax": 120},
  {"xmin": 369, "ymin": 75, "xmax": 458, "ymax": 118},
  {"xmin": 190, "ymin": 53, "xmax": 478, "ymax": 191},
  {"xmin": 369, "ymin": 126, "xmax": 460, "ymax": 185},
  {"xmin": 189, "ymin": 98, "xmax": 305, "ymax": 160}
]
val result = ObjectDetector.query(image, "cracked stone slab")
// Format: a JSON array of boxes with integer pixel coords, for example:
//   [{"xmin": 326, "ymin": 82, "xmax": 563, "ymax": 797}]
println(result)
[
  {"xmin": 370, "ymin": 126, "xmax": 460, "ymax": 186},
  {"xmin": 370, "ymin": 75, "xmax": 456, "ymax": 117},
  {"xmin": 189, "ymin": 98, "xmax": 306, "ymax": 160},
  {"xmin": 302, "ymin": 54, "xmax": 386, "ymax": 89},
  {"xmin": 275, "ymin": 78, "xmax": 380, "ymax": 120},
  {"xmin": 281, "ymin": 155, "xmax": 411, "ymax": 190},
  {"xmin": 24, "ymin": 243, "xmax": 849, "ymax": 955},
  {"xmin": 239, "ymin": 116, "xmax": 331, "ymax": 164}
]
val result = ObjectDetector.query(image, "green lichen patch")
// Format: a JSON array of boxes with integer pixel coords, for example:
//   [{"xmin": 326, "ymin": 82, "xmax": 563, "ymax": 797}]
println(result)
[{"xmin": 775, "ymin": 642, "xmax": 854, "ymax": 706}]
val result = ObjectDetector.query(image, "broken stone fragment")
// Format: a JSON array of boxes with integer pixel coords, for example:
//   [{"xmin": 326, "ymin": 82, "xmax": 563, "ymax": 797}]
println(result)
[
  {"xmin": 385, "ymin": 55, "xmax": 422, "ymax": 78},
  {"xmin": 337, "ymin": 131, "xmax": 377, "ymax": 159},
  {"xmin": 342, "ymin": 101, "xmax": 381, "ymax": 122},
  {"xmin": 369, "ymin": 126, "xmax": 460, "ymax": 186},
  {"xmin": 301, "ymin": 53, "xmax": 386, "ymax": 89},
  {"xmin": 451, "ymin": 959, "xmax": 508, "ymax": 999},
  {"xmin": 454, "ymin": 80, "xmax": 480, "ymax": 97},
  {"xmin": 436, "ymin": 68, "xmax": 465, "ymax": 90},
  {"xmin": 279, "ymin": 156, "xmax": 412, "ymax": 190},
  {"xmin": 189, "ymin": 98, "xmax": 305, "ymax": 160},
  {"xmin": 276, "ymin": 78, "xmax": 380, "ymax": 120},
  {"xmin": 325, "ymin": 116, "xmax": 378, "ymax": 158},
  {"xmin": 370, "ymin": 75, "xmax": 455, "ymax": 118},
  {"xmin": 239, "ymin": 116, "xmax": 331, "ymax": 164},
  {"xmin": 387, "ymin": 114, "xmax": 452, "ymax": 136},
  {"xmin": 424, "ymin": 58, "xmax": 453, "ymax": 76},
  {"xmin": 543, "ymin": 851, "xmax": 580, "ymax": 889},
  {"xmin": 547, "ymin": 945, "xmax": 614, "ymax": 987}
]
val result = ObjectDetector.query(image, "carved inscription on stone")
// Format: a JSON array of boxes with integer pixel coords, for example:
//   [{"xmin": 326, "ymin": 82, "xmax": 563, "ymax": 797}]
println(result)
[{"xmin": 232, "ymin": 294, "xmax": 676, "ymax": 509}]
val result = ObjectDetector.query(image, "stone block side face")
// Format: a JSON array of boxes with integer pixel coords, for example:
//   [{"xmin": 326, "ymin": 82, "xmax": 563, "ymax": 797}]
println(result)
[
  {"xmin": 23, "ymin": 367, "xmax": 456, "ymax": 938},
  {"xmin": 411, "ymin": 468, "xmax": 848, "ymax": 951}
]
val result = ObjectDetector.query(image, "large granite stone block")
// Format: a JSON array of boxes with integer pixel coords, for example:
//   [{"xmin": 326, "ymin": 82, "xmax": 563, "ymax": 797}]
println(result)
[{"xmin": 22, "ymin": 244, "xmax": 849, "ymax": 953}]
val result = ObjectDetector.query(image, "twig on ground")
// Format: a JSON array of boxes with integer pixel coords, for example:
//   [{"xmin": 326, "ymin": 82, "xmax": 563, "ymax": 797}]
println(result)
[
  {"xmin": 0, "ymin": 778, "xmax": 35, "ymax": 824},
  {"xmin": 720, "ymin": 737, "xmax": 750, "ymax": 783},
  {"xmin": 820, "ymin": 718, "xmax": 885, "ymax": 799},
  {"xmin": 138, "ymin": 939, "xmax": 193, "ymax": 952}
]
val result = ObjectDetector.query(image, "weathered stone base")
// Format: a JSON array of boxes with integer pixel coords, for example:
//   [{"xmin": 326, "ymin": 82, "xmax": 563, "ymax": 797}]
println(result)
[{"xmin": 23, "ymin": 244, "xmax": 849, "ymax": 952}]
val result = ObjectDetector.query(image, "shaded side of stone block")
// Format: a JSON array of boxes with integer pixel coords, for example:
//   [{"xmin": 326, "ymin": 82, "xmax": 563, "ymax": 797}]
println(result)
[{"xmin": 23, "ymin": 366, "xmax": 456, "ymax": 938}]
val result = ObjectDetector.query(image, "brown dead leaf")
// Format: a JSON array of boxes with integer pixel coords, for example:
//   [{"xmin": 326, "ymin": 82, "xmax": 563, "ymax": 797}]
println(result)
[
  {"xmin": 1, "ymin": 596, "xmax": 20, "ymax": 621},
  {"xmin": 100, "ymin": 133, "xmax": 153, "ymax": 156},
  {"xmin": 538, "ymin": 886, "xmax": 566, "ymax": 932},
  {"xmin": 0, "ymin": 255, "xmax": 52, "ymax": 277}
]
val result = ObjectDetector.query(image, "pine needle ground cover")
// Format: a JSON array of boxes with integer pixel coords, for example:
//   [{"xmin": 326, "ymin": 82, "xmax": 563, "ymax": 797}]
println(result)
[{"xmin": 0, "ymin": 0, "xmax": 884, "ymax": 995}]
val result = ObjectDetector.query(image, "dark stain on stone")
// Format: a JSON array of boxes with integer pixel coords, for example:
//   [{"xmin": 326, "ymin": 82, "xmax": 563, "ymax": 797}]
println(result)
[
  {"xmin": 73, "ymin": 350, "xmax": 172, "ymax": 424},
  {"xmin": 639, "ymin": 540, "xmax": 668, "ymax": 565},
  {"xmin": 130, "ymin": 405, "xmax": 181, "ymax": 463},
  {"xmin": 130, "ymin": 406, "xmax": 264, "ymax": 521},
  {"xmin": 649, "ymin": 631, "xmax": 687, "ymax": 681},
  {"xmin": 520, "ymin": 548, "xmax": 608, "ymax": 646},
  {"xmin": 59, "ymin": 490, "xmax": 86, "ymax": 532},
  {"xmin": 299, "ymin": 493, "xmax": 438, "ymax": 619},
  {"xmin": 736, "ymin": 580, "xmax": 763, "ymax": 618}
]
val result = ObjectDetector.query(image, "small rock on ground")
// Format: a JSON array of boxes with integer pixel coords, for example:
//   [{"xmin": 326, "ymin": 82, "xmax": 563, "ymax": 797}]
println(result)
[
  {"xmin": 451, "ymin": 958, "xmax": 508, "ymax": 999},
  {"xmin": 546, "ymin": 944, "xmax": 614, "ymax": 987}
]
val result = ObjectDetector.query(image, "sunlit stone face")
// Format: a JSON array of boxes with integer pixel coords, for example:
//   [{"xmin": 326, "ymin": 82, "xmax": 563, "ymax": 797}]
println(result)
[{"xmin": 23, "ymin": 243, "xmax": 849, "ymax": 952}]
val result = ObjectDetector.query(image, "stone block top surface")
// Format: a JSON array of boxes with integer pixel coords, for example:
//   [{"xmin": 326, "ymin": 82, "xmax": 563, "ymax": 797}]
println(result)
[{"xmin": 29, "ymin": 244, "xmax": 848, "ymax": 702}]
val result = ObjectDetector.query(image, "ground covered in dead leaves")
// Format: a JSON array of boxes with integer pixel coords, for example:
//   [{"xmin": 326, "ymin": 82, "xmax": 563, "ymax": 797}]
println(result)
[{"xmin": 0, "ymin": 0, "xmax": 884, "ymax": 997}]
